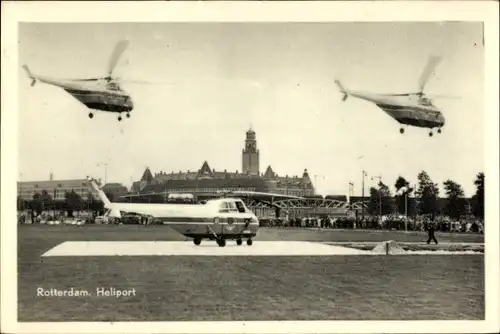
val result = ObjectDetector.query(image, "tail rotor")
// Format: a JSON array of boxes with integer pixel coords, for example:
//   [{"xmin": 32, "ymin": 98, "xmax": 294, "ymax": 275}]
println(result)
[
  {"xmin": 335, "ymin": 80, "xmax": 348, "ymax": 102},
  {"xmin": 22, "ymin": 65, "xmax": 37, "ymax": 87}
]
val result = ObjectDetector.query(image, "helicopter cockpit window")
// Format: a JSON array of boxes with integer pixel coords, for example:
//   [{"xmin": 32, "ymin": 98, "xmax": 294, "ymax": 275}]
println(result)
[
  {"xmin": 107, "ymin": 82, "xmax": 120, "ymax": 91},
  {"xmin": 227, "ymin": 202, "xmax": 238, "ymax": 212},
  {"xmin": 234, "ymin": 200, "xmax": 247, "ymax": 213},
  {"xmin": 218, "ymin": 201, "xmax": 238, "ymax": 213},
  {"xmin": 218, "ymin": 202, "xmax": 229, "ymax": 213},
  {"xmin": 419, "ymin": 97, "xmax": 433, "ymax": 106}
]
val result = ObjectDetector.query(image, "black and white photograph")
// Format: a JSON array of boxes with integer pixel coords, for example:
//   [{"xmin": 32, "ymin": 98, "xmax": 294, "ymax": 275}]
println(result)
[{"xmin": 2, "ymin": 1, "xmax": 499, "ymax": 334}]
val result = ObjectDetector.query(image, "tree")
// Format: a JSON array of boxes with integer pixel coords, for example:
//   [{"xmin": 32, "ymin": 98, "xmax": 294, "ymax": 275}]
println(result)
[
  {"xmin": 472, "ymin": 172, "xmax": 484, "ymax": 219},
  {"xmin": 17, "ymin": 195, "xmax": 26, "ymax": 211},
  {"xmin": 104, "ymin": 191, "xmax": 115, "ymax": 202},
  {"xmin": 65, "ymin": 190, "xmax": 83, "ymax": 217},
  {"xmin": 31, "ymin": 192, "xmax": 43, "ymax": 216},
  {"xmin": 394, "ymin": 176, "xmax": 415, "ymax": 215},
  {"xmin": 379, "ymin": 181, "xmax": 395, "ymax": 215},
  {"xmin": 91, "ymin": 200, "xmax": 105, "ymax": 214},
  {"xmin": 367, "ymin": 182, "xmax": 395, "ymax": 216},
  {"xmin": 87, "ymin": 191, "xmax": 104, "ymax": 214},
  {"xmin": 39, "ymin": 189, "xmax": 53, "ymax": 212},
  {"xmin": 416, "ymin": 171, "xmax": 439, "ymax": 216},
  {"xmin": 367, "ymin": 187, "xmax": 379, "ymax": 215},
  {"xmin": 443, "ymin": 179, "xmax": 466, "ymax": 220}
]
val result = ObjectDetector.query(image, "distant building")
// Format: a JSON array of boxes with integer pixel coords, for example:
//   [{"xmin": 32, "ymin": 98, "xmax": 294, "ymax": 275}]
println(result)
[
  {"xmin": 130, "ymin": 128, "xmax": 315, "ymax": 197},
  {"xmin": 17, "ymin": 179, "xmax": 100, "ymax": 202}
]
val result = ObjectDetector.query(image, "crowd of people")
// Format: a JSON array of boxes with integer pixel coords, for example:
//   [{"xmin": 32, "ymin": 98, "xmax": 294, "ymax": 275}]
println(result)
[
  {"xmin": 17, "ymin": 210, "xmax": 96, "ymax": 225},
  {"xmin": 260, "ymin": 214, "xmax": 484, "ymax": 233},
  {"xmin": 18, "ymin": 209, "xmax": 484, "ymax": 234}
]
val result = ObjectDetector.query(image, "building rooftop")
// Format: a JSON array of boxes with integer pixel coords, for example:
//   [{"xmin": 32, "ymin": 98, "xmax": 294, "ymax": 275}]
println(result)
[{"xmin": 141, "ymin": 177, "xmax": 269, "ymax": 194}]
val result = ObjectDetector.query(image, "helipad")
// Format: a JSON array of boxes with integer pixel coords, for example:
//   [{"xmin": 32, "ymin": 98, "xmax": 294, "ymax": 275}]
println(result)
[
  {"xmin": 42, "ymin": 241, "xmax": 373, "ymax": 257},
  {"xmin": 41, "ymin": 240, "xmax": 482, "ymax": 257}
]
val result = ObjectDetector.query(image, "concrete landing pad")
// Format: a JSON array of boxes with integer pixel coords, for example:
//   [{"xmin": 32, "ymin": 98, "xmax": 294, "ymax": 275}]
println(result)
[
  {"xmin": 42, "ymin": 241, "xmax": 373, "ymax": 257},
  {"xmin": 41, "ymin": 241, "xmax": 484, "ymax": 257}
]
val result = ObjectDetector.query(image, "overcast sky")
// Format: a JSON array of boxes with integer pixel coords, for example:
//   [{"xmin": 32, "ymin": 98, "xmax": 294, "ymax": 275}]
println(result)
[{"xmin": 18, "ymin": 22, "xmax": 484, "ymax": 196}]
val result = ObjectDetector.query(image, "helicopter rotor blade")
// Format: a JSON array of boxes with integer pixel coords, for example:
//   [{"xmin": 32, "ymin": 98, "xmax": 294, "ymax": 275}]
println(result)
[
  {"xmin": 418, "ymin": 55, "xmax": 442, "ymax": 94},
  {"xmin": 73, "ymin": 77, "xmax": 105, "ymax": 82},
  {"xmin": 107, "ymin": 39, "xmax": 130, "ymax": 79},
  {"xmin": 426, "ymin": 94, "xmax": 461, "ymax": 99},
  {"xmin": 116, "ymin": 78, "xmax": 173, "ymax": 85}
]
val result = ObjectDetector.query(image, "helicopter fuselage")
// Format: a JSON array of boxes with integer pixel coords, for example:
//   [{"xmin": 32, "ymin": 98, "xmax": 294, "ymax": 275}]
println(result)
[
  {"xmin": 23, "ymin": 40, "xmax": 135, "ymax": 122},
  {"xmin": 32, "ymin": 75, "xmax": 134, "ymax": 113},
  {"xmin": 347, "ymin": 90, "xmax": 445, "ymax": 129}
]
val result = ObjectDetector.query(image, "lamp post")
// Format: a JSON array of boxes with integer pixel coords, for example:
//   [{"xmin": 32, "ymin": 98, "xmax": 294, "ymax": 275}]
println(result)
[
  {"xmin": 361, "ymin": 170, "xmax": 367, "ymax": 218},
  {"xmin": 402, "ymin": 186, "xmax": 412, "ymax": 232},
  {"xmin": 371, "ymin": 175, "xmax": 382, "ymax": 217},
  {"xmin": 348, "ymin": 181, "xmax": 354, "ymax": 224},
  {"xmin": 97, "ymin": 163, "xmax": 108, "ymax": 185},
  {"xmin": 53, "ymin": 188, "xmax": 57, "ymax": 219}
]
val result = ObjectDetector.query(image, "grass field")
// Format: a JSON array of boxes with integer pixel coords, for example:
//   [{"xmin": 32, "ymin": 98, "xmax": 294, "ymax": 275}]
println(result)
[{"xmin": 18, "ymin": 225, "xmax": 484, "ymax": 321}]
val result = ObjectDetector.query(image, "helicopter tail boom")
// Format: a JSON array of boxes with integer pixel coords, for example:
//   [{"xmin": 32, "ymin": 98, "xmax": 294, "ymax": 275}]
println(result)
[
  {"xmin": 334, "ymin": 80, "xmax": 348, "ymax": 101},
  {"xmin": 22, "ymin": 65, "xmax": 37, "ymax": 87}
]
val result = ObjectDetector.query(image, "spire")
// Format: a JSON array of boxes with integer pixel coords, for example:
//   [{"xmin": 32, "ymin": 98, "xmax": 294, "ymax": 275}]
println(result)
[
  {"xmin": 141, "ymin": 167, "xmax": 154, "ymax": 183},
  {"xmin": 264, "ymin": 165, "xmax": 275, "ymax": 179},
  {"xmin": 198, "ymin": 161, "xmax": 213, "ymax": 176},
  {"xmin": 301, "ymin": 168, "xmax": 312, "ymax": 185}
]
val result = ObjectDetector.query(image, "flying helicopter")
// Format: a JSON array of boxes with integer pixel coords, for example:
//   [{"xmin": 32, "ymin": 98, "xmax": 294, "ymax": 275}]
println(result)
[
  {"xmin": 22, "ymin": 40, "xmax": 153, "ymax": 122},
  {"xmin": 335, "ymin": 55, "xmax": 459, "ymax": 137}
]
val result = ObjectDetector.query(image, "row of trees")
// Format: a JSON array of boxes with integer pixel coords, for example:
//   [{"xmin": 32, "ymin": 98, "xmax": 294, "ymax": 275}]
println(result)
[{"xmin": 366, "ymin": 171, "xmax": 484, "ymax": 220}]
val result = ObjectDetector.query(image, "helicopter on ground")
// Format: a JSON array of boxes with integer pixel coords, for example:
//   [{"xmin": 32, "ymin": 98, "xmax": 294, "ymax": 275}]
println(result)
[
  {"xmin": 335, "ymin": 55, "xmax": 459, "ymax": 137},
  {"xmin": 22, "ymin": 40, "xmax": 152, "ymax": 122},
  {"xmin": 88, "ymin": 177, "xmax": 261, "ymax": 247}
]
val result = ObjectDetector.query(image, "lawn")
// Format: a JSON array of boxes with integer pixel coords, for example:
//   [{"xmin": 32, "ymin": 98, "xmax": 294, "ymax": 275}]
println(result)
[{"xmin": 17, "ymin": 225, "xmax": 484, "ymax": 321}]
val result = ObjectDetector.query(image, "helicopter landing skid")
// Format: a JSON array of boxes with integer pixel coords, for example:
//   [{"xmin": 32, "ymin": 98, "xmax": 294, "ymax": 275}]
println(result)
[
  {"xmin": 117, "ymin": 112, "xmax": 131, "ymax": 121},
  {"xmin": 429, "ymin": 127, "xmax": 443, "ymax": 137},
  {"xmin": 398, "ymin": 125, "xmax": 442, "ymax": 137},
  {"xmin": 86, "ymin": 112, "xmax": 129, "ymax": 121}
]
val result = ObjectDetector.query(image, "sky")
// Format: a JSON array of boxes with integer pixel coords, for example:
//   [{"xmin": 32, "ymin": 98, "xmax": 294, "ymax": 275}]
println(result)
[{"xmin": 18, "ymin": 22, "xmax": 485, "ymax": 197}]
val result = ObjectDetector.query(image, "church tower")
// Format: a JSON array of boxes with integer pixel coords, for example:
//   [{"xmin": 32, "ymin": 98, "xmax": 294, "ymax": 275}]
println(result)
[{"xmin": 242, "ymin": 128, "xmax": 260, "ymax": 176}]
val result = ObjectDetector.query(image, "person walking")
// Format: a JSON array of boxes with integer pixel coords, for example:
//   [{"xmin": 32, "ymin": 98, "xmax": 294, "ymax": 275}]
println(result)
[{"xmin": 426, "ymin": 215, "xmax": 438, "ymax": 245}]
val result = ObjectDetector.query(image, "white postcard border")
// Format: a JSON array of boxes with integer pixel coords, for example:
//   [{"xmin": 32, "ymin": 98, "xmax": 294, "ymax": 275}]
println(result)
[{"xmin": 1, "ymin": 1, "xmax": 498, "ymax": 333}]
